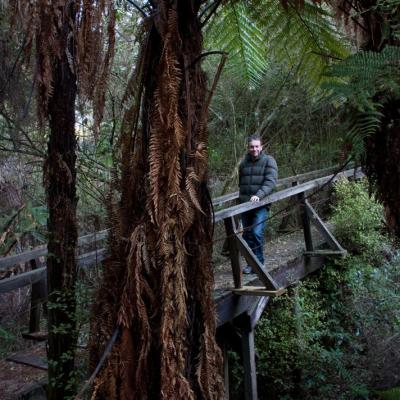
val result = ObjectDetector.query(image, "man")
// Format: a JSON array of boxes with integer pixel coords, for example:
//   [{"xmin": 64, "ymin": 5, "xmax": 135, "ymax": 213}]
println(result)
[{"xmin": 239, "ymin": 135, "xmax": 278, "ymax": 274}]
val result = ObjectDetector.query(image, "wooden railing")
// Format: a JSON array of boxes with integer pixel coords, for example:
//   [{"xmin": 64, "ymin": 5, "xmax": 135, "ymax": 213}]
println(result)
[
  {"xmin": 0, "ymin": 165, "xmax": 363, "ymax": 334},
  {"xmin": 215, "ymin": 167, "xmax": 362, "ymax": 296}
]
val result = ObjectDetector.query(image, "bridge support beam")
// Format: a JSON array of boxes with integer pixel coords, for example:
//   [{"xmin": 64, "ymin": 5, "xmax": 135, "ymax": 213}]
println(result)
[{"xmin": 242, "ymin": 325, "xmax": 258, "ymax": 400}]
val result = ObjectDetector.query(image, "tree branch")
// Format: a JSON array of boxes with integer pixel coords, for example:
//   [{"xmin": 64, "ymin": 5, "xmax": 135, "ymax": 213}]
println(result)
[{"xmin": 75, "ymin": 326, "xmax": 120, "ymax": 400}]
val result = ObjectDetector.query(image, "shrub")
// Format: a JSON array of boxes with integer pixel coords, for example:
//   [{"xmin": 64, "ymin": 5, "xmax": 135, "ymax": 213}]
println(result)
[
  {"xmin": 247, "ymin": 177, "xmax": 400, "ymax": 399},
  {"xmin": 331, "ymin": 178, "xmax": 388, "ymax": 261}
]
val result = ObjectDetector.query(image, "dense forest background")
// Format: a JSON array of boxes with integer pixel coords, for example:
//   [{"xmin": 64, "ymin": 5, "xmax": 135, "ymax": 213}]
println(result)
[{"xmin": 1, "ymin": 1, "xmax": 400, "ymax": 399}]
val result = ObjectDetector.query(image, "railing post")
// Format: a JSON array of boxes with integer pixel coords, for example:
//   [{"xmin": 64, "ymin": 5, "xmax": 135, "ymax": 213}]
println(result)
[
  {"xmin": 224, "ymin": 217, "xmax": 242, "ymax": 289},
  {"xmin": 223, "ymin": 341, "xmax": 230, "ymax": 399},
  {"xmin": 242, "ymin": 325, "xmax": 258, "ymax": 400},
  {"xmin": 294, "ymin": 182, "xmax": 314, "ymax": 252},
  {"xmin": 29, "ymin": 259, "xmax": 45, "ymax": 333}
]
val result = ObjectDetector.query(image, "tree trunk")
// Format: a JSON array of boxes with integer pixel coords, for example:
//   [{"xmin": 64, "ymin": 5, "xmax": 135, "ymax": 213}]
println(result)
[
  {"xmin": 365, "ymin": 100, "xmax": 400, "ymax": 237},
  {"xmin": 45, "ymin": 3, "xmax": 78, "ymax": 399},
  {"xmin": 333, "ymin": 0, "xmax": 400, "ymax": 237},
  {"xmin": 358, "ymin": 3, "xmax": 400, "ymax": 237},
  {"xmin": 90, "ymin": 1, "xmax": 224, "ymax": 398}
]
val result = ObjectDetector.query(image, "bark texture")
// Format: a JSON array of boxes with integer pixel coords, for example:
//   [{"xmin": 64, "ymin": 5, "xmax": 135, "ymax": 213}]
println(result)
[
  {"xmin": 90, "ymin": 1, "xmax": 224, "ymax": 398},
  {"xmin": 44, "ymin": 3, "xmax": 78, "ymax": 399},
  {"xmin": 334, "ymin": 0, "xmax": 400, "ymax": 237}
]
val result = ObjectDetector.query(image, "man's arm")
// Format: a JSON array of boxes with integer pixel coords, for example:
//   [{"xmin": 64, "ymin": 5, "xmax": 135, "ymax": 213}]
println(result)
[{"xmin": 255, "ymin": 156, "xmax": 278, "ymax": 199}]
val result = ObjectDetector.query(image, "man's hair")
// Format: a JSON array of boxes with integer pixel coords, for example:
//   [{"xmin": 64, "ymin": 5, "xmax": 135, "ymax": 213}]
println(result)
[{"xmin": 247, "ymin": 134, "xmax": 262, "ymax": 143}]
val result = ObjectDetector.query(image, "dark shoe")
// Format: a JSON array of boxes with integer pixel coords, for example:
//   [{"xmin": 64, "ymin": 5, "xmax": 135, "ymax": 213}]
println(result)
[{"xmin": 243, "ymin": 265, "xmax": 254, "ymax": 274}]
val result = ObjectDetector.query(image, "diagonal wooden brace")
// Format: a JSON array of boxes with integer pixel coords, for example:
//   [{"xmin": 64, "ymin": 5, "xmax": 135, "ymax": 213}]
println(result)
[
  {"xmin": 235, "ymin": 234, "xmax": 279, "ymax": 291},
  {"xmin": 304, "ymin": 200, "xmax": 346, "ymax": 252}
]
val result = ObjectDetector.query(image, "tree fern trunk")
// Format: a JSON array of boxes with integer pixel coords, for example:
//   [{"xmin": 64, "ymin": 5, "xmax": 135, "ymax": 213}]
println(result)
[
  {"xmin": 357, "ymin": 2, "xmax": 400, "ymax": 237},
  {"xmin": 365, "ymin": 100, "xmax": 400, "ymax": 237},
  {"xmin": 45, "ymin": 3, "xmax": 78, "ymax": 398},
  {"xmin": 90, "ymin": 0, "xmax": 224, "ymax": 398}
]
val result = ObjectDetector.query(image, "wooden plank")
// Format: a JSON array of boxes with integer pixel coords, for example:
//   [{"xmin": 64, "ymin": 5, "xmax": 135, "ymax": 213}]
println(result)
[
  {"xmin": 216, "ymin": 255, "xmax": 325, "ymax": 326},
  {"xmin": 213, "ymin": 192, "xmax": 239, "ymax": 207},
  {"xmin": 0, "ymin": 166, "xmax": 359, "ymax": 273},
  {"xmin": 212, "ymin": 165, "xmax": 344, "ymax": 207},
  {"xmin": 0, "ymin": 246, "xmax": 47, "ymax": 272},
  {"xmin": 0, "ymin": 248, "xmax": 106, "ymax": 294},
  {"xmin": 77, "ymin": 248, "xmax": 107, "ymax": 268},
  {"xmin": 222, "ymin": 342, "xmax": 230, "ymax": 400},
  {"xmin": 232, "ymin": 286, "xmax": 286, "ymax": 297},
  {"xmin": 224, "ymin": 217, "xmax": 242, "ymax": 289},
  {"xmin": 241, "ymin": 328, "xmax": 258, "ymax": 400},
  {"xmin": 304, "ymin": 250, "xmax": 347, "ymax": 257},
  {"xmin": 77, "ymin": 229, "xmax": 109, "ymax": 246},
  {"xmin": 0, "ymin": 267, "xmax": 46, "ymax": 293},
  {"xmin": 249, "ymin": 297, "xmax": 269, "ymax": 329},
  {"xmin": 6, "ymin": 353, "xmax": 48, "ymax": 370},
  {"xmin": 304, "ymin": 200, "xmax": 346, "ymax": 252},
  {"xmin": 214, "ymin": 168, "xmax": 361, "ymax": 223},
  {"xmin": 235, "ymin": 234, "xmax": 279, "ymax": 290},
  {"xmin": 22, "ymin": 331, "xmax": 48, "ymax": 341},
  {"xmin": 1, "ymin": 166, "xmax": 359, "ymax": 273},
  {"xmin": 0, "ymin": 229, "xmax": 109, "ymax": 271}
]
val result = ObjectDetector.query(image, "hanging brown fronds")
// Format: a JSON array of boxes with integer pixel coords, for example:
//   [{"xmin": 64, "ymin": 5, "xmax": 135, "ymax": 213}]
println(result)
[
  {"xmin": 90, "ymin": 0, "xmax": 224, "ymax": 398},
  {"xmin": 10, "ymin": 0, "xmax": 115, "ymax": 131}
]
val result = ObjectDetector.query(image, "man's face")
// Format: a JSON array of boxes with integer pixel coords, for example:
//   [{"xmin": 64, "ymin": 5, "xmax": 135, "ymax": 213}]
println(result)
[{"xmin": 247, "ymin": 139, "xmax": 262, "ymax": 159}]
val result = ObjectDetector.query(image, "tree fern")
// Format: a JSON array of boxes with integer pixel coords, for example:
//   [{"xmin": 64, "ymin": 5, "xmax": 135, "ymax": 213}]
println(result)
[
  {"xmin": 205, "ymin": 1, "xmax": 269, "ymax": 86},
  {"xmin": 249, "ymin": 0, "xmax": 349, "ymax": 85},
  {"xmin": 322, "ymin": 46, "xmax": 400, "ymax": 159},
  {"xmin": 205, "ymin": 0, "xmax": 349, "ymax": 88}
]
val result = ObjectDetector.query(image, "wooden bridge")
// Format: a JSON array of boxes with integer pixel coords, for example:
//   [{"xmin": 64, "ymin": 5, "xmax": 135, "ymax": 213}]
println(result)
[{"xmin": 0, "ymin": 165, "xmax": 362, "ymax": 400}]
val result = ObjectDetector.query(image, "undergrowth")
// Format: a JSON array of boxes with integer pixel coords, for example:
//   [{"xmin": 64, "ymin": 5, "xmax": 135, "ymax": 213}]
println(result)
[{"xmin": 229, "ymin": 179, "xmax": 400, "ymax": 399}]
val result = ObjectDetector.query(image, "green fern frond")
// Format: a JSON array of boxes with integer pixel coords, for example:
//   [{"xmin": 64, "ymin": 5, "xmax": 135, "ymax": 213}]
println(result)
[
  {"xmin": 205, "ymin": 0, "xmax": 348, "ymax": 88},
  {"xmin": 205, "ymin": 1, "xmax": 269, "ymax": 86},
  {"xmin": 322, "ymin": 46, "xmax": 400, "ymax": 161},
  {"xmin": 323, "ymin": 46, "xmax": 400, "ymax": 103},
  {"xmin": 325, "ymin": 46, "xmax": 400, "ymax": 83},
  {"xmin": 249, "ymin": 0, "xmax": 349, "ymax": 87}
]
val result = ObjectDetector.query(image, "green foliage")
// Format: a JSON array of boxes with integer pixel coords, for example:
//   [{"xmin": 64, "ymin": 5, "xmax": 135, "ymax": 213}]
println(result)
[
  {"xmin": 376, "ymin": 387, "xmax": 400, "ymax": 400},
  {"xmin": 0, "ymin": 326, "xmax": 16, "ymax": 358},
  {"xmin": 206, "ymin": 63, "xmax": 345, "ymax": 194},
  {"xmin": 206, "ymin": 1, "xmax": 269, "ymax": 85},
  {"xmin": 226, "ymin": 178, "xmax": 400, "ymax": 399},
  {"xmin": 248, "ymin": 252, "xmax": 400, "ymax": 400},
  {"xmin": 255, "ymin": 283, "xmax": 332, "ymax": 398},
  {"xmin": 322, "ymin": 46, "xmax": 400, "ymax": 160},
  {"xmin": 0, "ymin": 202, "xmax": 47, "ymax": 255},
  {"xmin": 331, "ymin": 178, "xmax": 388, "ymax": 260},
  {"xmin": 205, "ymin": 0, "xmax": 349, "ymax": 88}
]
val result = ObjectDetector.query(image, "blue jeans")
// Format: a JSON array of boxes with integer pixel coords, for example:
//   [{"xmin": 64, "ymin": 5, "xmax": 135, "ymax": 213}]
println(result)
[{"xmin": 241, "ymin": 206, "xmax": 268, "ymax": 266}]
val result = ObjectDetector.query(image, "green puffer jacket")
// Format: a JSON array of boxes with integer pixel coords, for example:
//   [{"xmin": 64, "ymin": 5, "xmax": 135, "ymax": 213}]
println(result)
[{"xmin": 238, "ymin": 152, "xmax": 278, "ymax": 203}]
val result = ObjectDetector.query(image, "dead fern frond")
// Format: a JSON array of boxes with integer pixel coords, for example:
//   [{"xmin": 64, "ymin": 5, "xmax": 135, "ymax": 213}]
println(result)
[
  {"xmin": 11, "ymin": 0, "xmax": 115, "ymax": 130},
  {"xmin": 91, "ymin": 1, "xmax": 224, "ymax": 398}
]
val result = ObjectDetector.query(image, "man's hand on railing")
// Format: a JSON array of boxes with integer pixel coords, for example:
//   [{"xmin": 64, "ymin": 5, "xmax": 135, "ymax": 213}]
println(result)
[{"xmin": 250, "ymin": 195, "xmax": 260, "ymax": 202}]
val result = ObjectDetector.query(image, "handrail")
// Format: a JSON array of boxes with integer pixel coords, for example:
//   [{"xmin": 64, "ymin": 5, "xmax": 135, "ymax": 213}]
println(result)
[
  {"xmin": 0, "ymin": 165, "xmax": 359, "ymax": 273},
  {"xmin": 212, "ymin": 164, "xmax": 346, "ymax": 207},
  {"xmin": 0, "ymin": 249, "xmax": 107, "ymax": 294},
  {"xmin": 0, "ymin": 229, "xmax": 108, "ymax": 272},
  {"xmin": 214, "ymin": 168, "xmax": 362, "ymax": 223}
]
